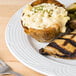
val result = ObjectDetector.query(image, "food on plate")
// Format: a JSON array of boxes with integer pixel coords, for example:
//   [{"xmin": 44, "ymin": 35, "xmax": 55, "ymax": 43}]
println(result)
[
  {"xmin": 39, "ymin": 30, "xmax": 76, "ymax": 59},
  {"xmin": 21, "ymin": 0, "xmax": 70, "ymax": 42},
  {"xmin": 67, "ymin": 3, "xmax": 76, "ymax": 12},
  {"xmin": 67, "ymin": 3, "xmax": 76, "ymax": 30}
]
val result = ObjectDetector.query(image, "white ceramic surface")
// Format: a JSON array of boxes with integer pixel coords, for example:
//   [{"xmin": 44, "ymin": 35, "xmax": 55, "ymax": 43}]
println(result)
[{"xmin": 5, "ymin": 0, "xmax": 76, "ymax": 76}]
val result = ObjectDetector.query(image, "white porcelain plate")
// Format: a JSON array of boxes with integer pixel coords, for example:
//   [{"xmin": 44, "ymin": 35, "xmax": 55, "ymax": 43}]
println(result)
[{"xmin": 5, "ymin": 0, "xmax": 76, "ymax": 76}]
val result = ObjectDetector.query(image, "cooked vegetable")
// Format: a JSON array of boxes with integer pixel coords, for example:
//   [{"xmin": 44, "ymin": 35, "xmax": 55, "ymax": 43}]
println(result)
[
  {"xmin": 67, "ymin": 3, "xmax": 76, "ymax": 13},
  {"xmin": 67, "ymin": 3, "xmax": 76, "ymax": 30},
  {"xmin": 69, "ymin": 20, "xmax": 76, "ymax": 29}
]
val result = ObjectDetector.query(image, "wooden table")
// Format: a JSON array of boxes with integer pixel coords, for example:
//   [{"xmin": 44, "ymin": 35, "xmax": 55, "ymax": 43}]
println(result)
[{"xmin": 0, "ymin": 0, "xmax": 45, "ymax": 76}]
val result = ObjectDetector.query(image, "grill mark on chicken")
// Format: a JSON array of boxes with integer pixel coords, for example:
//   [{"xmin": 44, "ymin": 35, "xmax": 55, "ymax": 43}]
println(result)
[
  {"xmin": 39, "ymin": 49, "xmax": 76, "ymax": 58},
  {"xmin": 48, "ymin": 42, "xmax": 72, "ymax": 56},
  {"xmin": 63, "ymin": 41, "xmax": 68, "ymax": 46},
  {"xmin": 68, "ymin": 33, "xmax": 76, "ymax": 36},
  {"xmin": 58, "ymin": 38, "xmax": 76, "ymax": 47},
  {"xmin": 70, "ymin": 50, "xmax": 76, "ymax": 57},
  {"xmin": 60, "ymin": 33, "xmax": 76, "ymax": 38},
  {"xmin": 56, "ymin": 50, "xmax": 76, "ymax": 58},
  {"xmin": 57, "ymin": 33, "xmax": 76, "ymax": 39}
]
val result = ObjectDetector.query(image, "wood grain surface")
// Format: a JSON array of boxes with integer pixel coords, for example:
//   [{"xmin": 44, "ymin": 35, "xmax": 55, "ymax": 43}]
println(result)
[{"xmin": 0, "ymin": 0, "xmax": 45, "ymax": 76}]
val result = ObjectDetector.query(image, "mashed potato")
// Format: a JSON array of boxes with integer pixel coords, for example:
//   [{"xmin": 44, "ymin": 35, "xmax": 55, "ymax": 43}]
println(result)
[{"xmin": 21, "ymin": 3, "xmax": 70, "ymax": 32}]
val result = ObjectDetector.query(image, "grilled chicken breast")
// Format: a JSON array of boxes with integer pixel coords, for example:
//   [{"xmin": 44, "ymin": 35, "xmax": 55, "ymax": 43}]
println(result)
[{"xmin": 39, "ymin": 30, "xmax": 76, "ymax": 59}]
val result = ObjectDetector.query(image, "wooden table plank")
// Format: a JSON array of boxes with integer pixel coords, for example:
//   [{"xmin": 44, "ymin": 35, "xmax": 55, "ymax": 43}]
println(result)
[
  {"xmin": 0, "ymin": 0, "xmax": 45, "ymax": 76},
  {"xmin": 0, "ymin": 0, "xmax": 31, "ymax": 5}
]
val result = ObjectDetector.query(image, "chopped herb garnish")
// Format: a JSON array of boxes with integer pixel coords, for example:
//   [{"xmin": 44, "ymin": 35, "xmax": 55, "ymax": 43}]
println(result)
[{"xmin": 27, "ymin": 14, "xmax": 30, "ymax": 17}]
